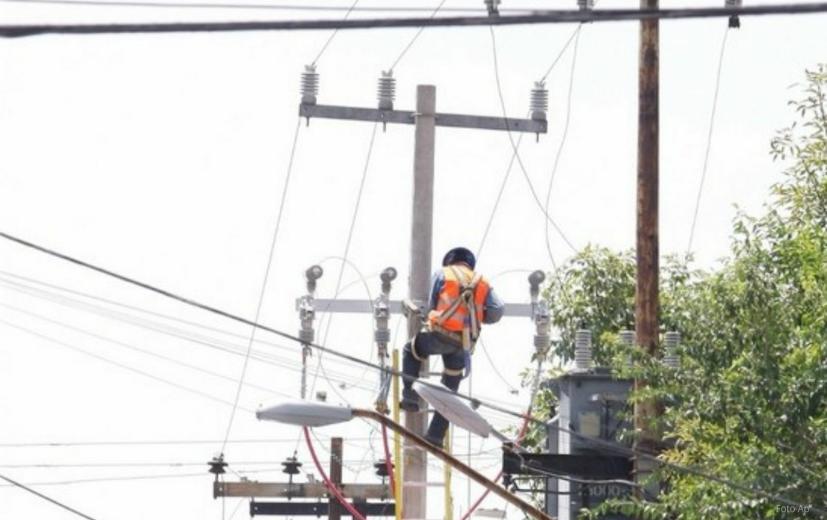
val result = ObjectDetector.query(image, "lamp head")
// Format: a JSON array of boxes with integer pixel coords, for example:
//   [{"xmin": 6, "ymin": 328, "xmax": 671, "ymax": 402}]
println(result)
[{"xmin": 256, "ymin": 401, "xmax": 353, "ymax": 427}]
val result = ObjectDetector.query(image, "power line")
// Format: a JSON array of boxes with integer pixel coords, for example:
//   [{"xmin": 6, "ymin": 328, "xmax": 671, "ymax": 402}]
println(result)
[
  {"xmin": 387, "ymin": 0, "xmax": 446, "ymax": 72},
  {"xmin": 0, "ymin": 317, "xmax": 258, "ymax": 413},
  {"xmin": 543, "ymin": 25, "xmax": 581, "ymax": 269},
  {"xmin": 687, "ymin": 26, "xmax": 731, "ymax": 254},
  {"xmin": 0, "ymin": 231, "xmax": 538, "ymax": 421},
  {"xmin": 0, "ymin": 438, "xmax": 368, "ymax": 447},
  {"xmin": 0, "ymin": 276, "xmax": 379, "ymax": 392},
  {"xmin": 4, "ymin": 4, "xmax": 827, "ymax": 38},
  {"xmin": 220, "ymin": 115, "xmax": 302, "ymax": 454},
  {"xmin": 487, "ymin": 25, "xmax": 577, "ymax": 254},
  {"xmin": 310, "ymin": 0, "xmax": 358, "ymax": 66},
  {"xmin": 0, "ymin": 0, "xmax": 528, "ymax": 13},
  {"xmin": 0, "ymin": 472, "xmax": 100, "ymax": 520}
]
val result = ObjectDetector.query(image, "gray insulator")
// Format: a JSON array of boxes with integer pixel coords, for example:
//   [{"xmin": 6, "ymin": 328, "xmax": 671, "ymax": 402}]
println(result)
[
  {"xmin": 299, "ymin": 328, "xmax": 314, "ymax": 344},
  {"xmin": 530, "ymin": 81, "xmax": 548, "ymax": 121},
  {"xmin": 377, "ymin": 71, "xmax": 396, "ymax": 110},
  {"xmin": 301, "ymin": 65, "xmax": 319, "ymax": 105},
  {"xmin": 663, "ymin": 331, "xmax": 681, "ymax": 369},
  {"xmin": 577, "ymin": 0, "xmax": 594, "ymax": 10},
  {"xmin": 534, "ymin": 334, "xmax": 551, "ymax": 351},
  {"xmin": 574, "ymin": 329, "xmax": 592, "ymax": 370},
  {"xmin": 725, "ymin": 0, "xmax": 742, "ymax": 7},
  {"xmin": 484, "ymin": 0, "xmax": 501, "ymax": 16},
  {"xmin": 374, "ymin": 329, "xmax": 391, "ymax": 344}
]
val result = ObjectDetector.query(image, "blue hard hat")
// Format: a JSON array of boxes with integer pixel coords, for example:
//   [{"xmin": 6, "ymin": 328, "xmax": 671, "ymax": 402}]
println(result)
[{"xmin": 442, "ymin": 247, "xmax": 476, "ymax": 270}]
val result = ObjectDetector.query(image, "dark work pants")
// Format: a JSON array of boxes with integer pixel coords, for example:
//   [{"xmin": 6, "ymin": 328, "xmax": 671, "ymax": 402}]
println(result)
[{"xmin": 402, "ymin": 332, "xmax": 465, "ymax": 444}]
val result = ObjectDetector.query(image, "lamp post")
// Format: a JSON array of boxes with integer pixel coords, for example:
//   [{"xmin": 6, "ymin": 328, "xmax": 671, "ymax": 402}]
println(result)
[{"xmin": 257, "ymin": 401, "xmax": 551, "ymax": 520}]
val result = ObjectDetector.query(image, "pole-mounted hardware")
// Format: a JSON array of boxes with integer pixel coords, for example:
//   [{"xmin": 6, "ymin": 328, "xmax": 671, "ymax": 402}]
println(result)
[
  {"xmin": 726, "ymin": 0, "xmax": 742, "ymax": 27},
  {"xmin": 282, "ymin": 456, "xmax": 303, "ymax": 501},
  {"xmin": 298, "ymin": 265, "xmax": 323, "ymax": 399},
  {"xmin": 484, "ymin": 0, "xmax": 501, "ymax": 17},
  {"xmin": 208, "ymin": 454, "xmax": 228, "ymax": 490},
  {"xmin": 528, "ymin": 270, "xmax": 551, "ymax": 359},
  {"xmin": 301, "ymin": 65, "xmax": 319, "ymax": 125},
  {"xmin": 374, "ymin": 267, "xmax": 397, "ymax": 413},
  {"xmin": 578, "ymin": 0, "xmax": 595, "ymax": 11}
]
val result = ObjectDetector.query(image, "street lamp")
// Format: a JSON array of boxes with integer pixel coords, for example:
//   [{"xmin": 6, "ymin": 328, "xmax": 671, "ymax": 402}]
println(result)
[
  {"xmin": 412, "ymin": 382, "xmax": 510, "ymax": 442},
  {"xmin": 257, "ymin": 401, "xmax": 551, "ymax": 520}
]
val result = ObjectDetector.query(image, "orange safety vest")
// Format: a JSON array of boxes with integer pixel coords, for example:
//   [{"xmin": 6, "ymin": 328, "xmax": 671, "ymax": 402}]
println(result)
[{"xmin": 427, "ymin": 265, "xmax": 490, "ymax": 350}]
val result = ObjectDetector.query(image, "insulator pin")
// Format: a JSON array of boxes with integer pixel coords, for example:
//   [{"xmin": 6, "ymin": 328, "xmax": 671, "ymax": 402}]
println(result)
[{"xmin": 577, "ymin": 0, "xmax": 594, "ymax": 10}]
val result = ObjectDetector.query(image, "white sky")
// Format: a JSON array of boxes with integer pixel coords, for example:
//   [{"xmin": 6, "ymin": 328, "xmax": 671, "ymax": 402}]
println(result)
[{"xmin": 0, "ymin": 1, "xmax": 825, "ymax": 519}]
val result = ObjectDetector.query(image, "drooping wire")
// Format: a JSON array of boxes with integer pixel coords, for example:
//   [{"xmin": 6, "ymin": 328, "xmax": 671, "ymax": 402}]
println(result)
[
  {"xmin": 0, "ymin": 318, "xmax": 257, "ymax": 413},
  {"xmin": 476, "ymin": 24, "xmax": 582, "ymax": 264},
  {"xmin": 387, "ymin": 0, "xmax": 447, "ymax": 72},
  {"xmin": 220, "ymin": 116, "xmax": 302, "ymax": 455},
  {"xmin": 687, "ymin": 26, "xmax": 730, "ymax": 254},
  {"xmin": 487, "ymin": 26, "xmax": 577, "ymax": 254},
  {"xmin": 544, "ymin": 26, "xmax": 582, "ymax": 273},
  {"xmin": 307, "ymin": 120, "xmax": 380, "ymax": 402},
  {"xmin": 310, "ymin": 0, "xmax": 359, "ymax": 67},
  {"xmin": 0, "ymin": 229, "xmax": 560, "ymax": 421},
  {"xmin": 0, "ymin": 472, "xmax": 99, "ymax": 520}
]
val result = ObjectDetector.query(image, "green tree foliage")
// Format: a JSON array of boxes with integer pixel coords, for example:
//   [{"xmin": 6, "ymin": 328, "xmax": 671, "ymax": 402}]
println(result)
[{"xmin": 524, "ymin": 65, "xmax": 827, "ymax": 519}]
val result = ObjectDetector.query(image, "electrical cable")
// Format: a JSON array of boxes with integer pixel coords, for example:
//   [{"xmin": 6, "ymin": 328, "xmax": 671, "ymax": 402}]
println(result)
[
  {"xmin": 9, "ymin": 3, "xmax": 827, "ymax": 38},
  {"xmin": 0, "ymin": 472, "xmax": 99, "ymax": 520},
  {"xmin": 0, "ymin": 468, "xmax": 282, "ymax": 487},
  {"xmin": 387, "ymin": 0, "xmax": 446, "ymax": 72},
  {"xmin": 0, "ymin": 302, "xmax": 295, "ymax": 399},
  {"xmin": 0, "ymin": 0, "xmax": 530, "ymax": 12},
  {"xmin": 220, "ymin": 116, "xmax": 302, "ymax": 455},
  {"xmin": 543, "ymin": 25, "xmax": 581, "ymax": 273},
  {"xmin": 687, "ymin": 26, "xmax": 730, "ymax": 254},
  {"xmin": 476, "ymin": 24, "xmax": 580, "ymax": 264},
  {"xmin": 303, "ymin": 427, "xmax": 367, "ymax": 520},
  {"xmin": 487, "ymin": 26, "xmax": 576, "ymax": 254},
  {"xmin": 0, "ymin": 229, "xmax": 566, "ymax": 421},
  {"xmin": 310, "ymin": 0, "xmax": 358, "ymax": 66},
  {"xmin": 0, "ymin": 277, "xmax": 378, "ymax": 393},
  {"xmin": 0, "ymin": 318, "xmax": 257, "ymax": 413}
]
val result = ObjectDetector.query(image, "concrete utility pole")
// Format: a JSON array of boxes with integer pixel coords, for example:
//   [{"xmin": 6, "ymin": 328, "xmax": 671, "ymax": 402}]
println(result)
[
  {"xmin": 297, "ymin": 78, "xmax": 545, "ymax": 519},
  {"xmin": 404, "ymin": 84, "xmax": 436, "ymax": 520},
  {"xmin": 634, "ymin": 0, "xmax": 661, "ymax": 496}
]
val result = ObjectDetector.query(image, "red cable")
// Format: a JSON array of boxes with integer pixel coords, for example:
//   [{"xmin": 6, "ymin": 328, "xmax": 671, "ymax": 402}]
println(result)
[
  {"xmin": 380, "ymin": 423, "xmax": 397, "ymax": 502},
  {"xmin": 302, "ymin": 426, "xmax": 367, "ymax": 520}
]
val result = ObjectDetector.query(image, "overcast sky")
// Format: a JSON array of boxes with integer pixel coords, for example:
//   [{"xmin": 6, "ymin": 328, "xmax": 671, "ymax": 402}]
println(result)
[{"xmin": 1, "ymin": 1, "xmax": 825, "ymax": 519}]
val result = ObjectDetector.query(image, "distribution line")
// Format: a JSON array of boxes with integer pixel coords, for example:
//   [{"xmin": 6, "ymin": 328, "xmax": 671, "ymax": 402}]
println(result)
[
  {"xmin": 0, "ymin": 302, "xmax": 295, "ymax": 399},
  {"xmin": 0, "ymin": 318, "xmax": 257, "ymax": 413},
  {"xmin": 0, "ymin": 277, "xmax": 378, "ymax": 393},
  {"xmin": 0, "ymin": 230, "xmax": 538, "ymax": 422},
  {"xmin": 476, "ymin": 24, "xmax": 581, "ymax": 263},
  {"xmin": 543, "ymin": 25, "xmax": 582, "ymax": 271},
  {"xmin": 487, "ymin": 26, "xmax": 577, "ymax": 254},
  {"xmin": 0, "ymin": 472, "xmax": 99, "ymax": 520},
  {"xmin": 310, "ymin": 0, "xmax": 359, "ymax": 66},
  {"xmin": 387, "ymin": 0, "xmax": 446, "ymax": 72},
  {"xmin": 687, "ymin": 26, "xmax": 731, "ymax": 253},
  {"xmin": 220, "ymin": 116, "xmax": 302, "ymax": 454},
  {"xmin": 6, "ymin": 4, "xmax": 827, "ymax": 38},
  {"xmin": 0, "ymin": 0, "xmax": 525, "ymax": 12},
  {"xmin": 0, "ymin": 468, "xmax": 282, "ymax": 488},
  {"xmin": 0, "ymin": 438, "xmax": 370, "ymax": 447}
]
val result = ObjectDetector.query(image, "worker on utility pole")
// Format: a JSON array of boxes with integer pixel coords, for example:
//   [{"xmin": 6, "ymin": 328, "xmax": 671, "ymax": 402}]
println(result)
[{"xmin": 401, "ymin": 247, "xmax": 504, "ymax": 446}]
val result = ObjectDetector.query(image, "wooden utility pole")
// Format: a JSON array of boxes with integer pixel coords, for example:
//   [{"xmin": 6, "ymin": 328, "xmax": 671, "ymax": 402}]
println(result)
[
  {"xmin": 403, "ymin": 84, "xmax": 436, "ymax": 520},
  {"xmin": 635, "ymin": 0, "xmax": 661, "ymax": 496},
  {"xmin": 329, "ymin": 437, "xmax": 343, "ymax": 520}
]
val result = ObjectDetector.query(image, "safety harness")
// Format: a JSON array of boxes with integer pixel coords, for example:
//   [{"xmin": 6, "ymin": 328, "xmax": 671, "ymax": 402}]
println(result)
[{"xmin": 430, "ymin": 265, "xmax": 484, "ymax": 352}]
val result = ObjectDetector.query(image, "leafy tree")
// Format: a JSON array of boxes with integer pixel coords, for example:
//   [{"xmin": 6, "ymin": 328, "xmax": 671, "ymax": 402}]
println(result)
[{"xmin": 522, "ymin": 65, "xmax": 827, "ymax": 519}]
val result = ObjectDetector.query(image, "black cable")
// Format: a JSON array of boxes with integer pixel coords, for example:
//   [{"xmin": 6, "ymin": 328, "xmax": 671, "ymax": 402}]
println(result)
[
  {"xmin": 4, "ymin": 4, "xmax": 827, "ymax": 38},
  {"xmin": 0, "ymin": 472, "xmax": 100, "ymax": 520},
  {"xmin": 0, "ymin": 230, "xmax": 536, "ymax": 422},
  {"xmin": 0, "ymin": 0, "xmax": 527, "ymax": 12}
]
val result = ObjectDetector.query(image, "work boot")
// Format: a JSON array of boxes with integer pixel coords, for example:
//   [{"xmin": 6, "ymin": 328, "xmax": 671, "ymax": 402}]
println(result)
[{"xmin": 400, "ymin": 387, "xmax": 420, "ymax": 412}]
